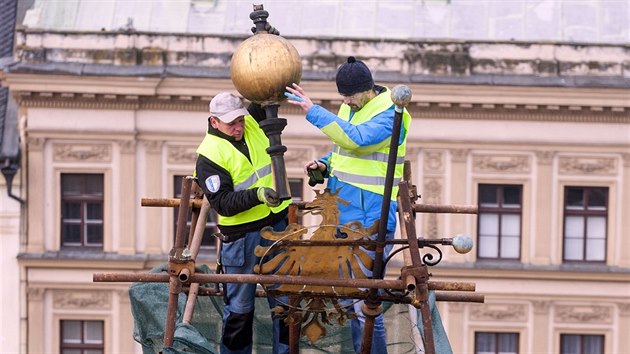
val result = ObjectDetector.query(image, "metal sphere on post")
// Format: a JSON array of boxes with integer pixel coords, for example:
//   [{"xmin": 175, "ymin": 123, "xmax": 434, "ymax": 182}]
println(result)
[{"xmin": 229, "ymin": 3, "xmax": 302, "ymax": 201}]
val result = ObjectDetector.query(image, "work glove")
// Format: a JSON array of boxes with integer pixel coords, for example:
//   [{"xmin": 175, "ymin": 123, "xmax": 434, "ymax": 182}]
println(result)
[{"xmin": 257, "ymin": 187, "xmax": 280, "ymax": 207}]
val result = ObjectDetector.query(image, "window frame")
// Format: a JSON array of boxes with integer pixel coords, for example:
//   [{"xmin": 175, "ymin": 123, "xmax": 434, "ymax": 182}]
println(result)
[
  {"xmin": 559, "ymin": 333, "xmax": 605, "ymax": 354},
  {"xmin": 561, "ymin": 186, "xmax": 609, "ymax": 263},
  {"xmin": 59, "ymin": 319, "xmax": 105, "ymax": 354},
  {"xmin": 474, "ymin": 331, "xmax": 520, "ymax": 354},
  {"xmin": 59, "ymin": 173, "xmax": 105, "ymax": 249},
  {"xmin": 476, "ymin": 183, "xmax": 523, "ymax": 260}
]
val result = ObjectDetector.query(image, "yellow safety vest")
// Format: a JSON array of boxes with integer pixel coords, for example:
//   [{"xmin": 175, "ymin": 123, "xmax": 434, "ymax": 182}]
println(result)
[
  {"xmin": 329, "ymin": 87, "xmax": 411, "ymax": 200},
  {"xmin": 195, "ymin": 115, "xmax": 290, "ymax": 226}
]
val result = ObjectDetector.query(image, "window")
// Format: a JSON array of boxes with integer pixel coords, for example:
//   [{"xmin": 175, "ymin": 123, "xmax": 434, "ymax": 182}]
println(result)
[
  {"xmin": 174, "ymin": 175, "xmax": 218, "ymax": 250},
  {"xmin": 563, "ymin": 187, "xmax": 608, "ymax": 262},
  {"xmin": 60, "ymin": 320, "xmax": 104, "ymax": 354},
  {"xmin": 560, "ymin": 334, "xmax": 604, "ymax": 354},
  {"xmin": 475, "ymin": 332, "xmax": 519, "ymax": 354},
  {"xmin": 477, "ymin": 184, "xmax": 522, "ymax": 260},
  {"xmin": 61, "ymin": 174, "xmax": 104, "ymax": 248}
]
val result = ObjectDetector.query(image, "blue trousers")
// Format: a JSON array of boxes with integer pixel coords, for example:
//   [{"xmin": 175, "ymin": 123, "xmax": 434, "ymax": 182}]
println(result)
[{"xmin": 219, "ymin": 219, "xmax": 289, "ymax": 354}]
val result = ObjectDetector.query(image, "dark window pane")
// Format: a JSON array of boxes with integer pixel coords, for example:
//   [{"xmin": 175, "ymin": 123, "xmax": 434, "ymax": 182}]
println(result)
[
  {"xmin": 584, "ymin": 335, "xmax": 603, "ymax": 354},
  {"xmin": 63, "ymin": 202, "xmax": 81, "ymax": 219},
  {"xmin": 86, "ymin": 225, "xmax": 103, "ymax": 244},
  {"xmin": 62, "ymin": 175, "xmax": 84, "ymax": 195},
  {"xmin": 85, "ymin": 175, "xmax": 104, "ymax": 195},
  {"xmin": 479, "ymin": 184, "xmax": 498, "ymax": 206},
  {"xmin": 86, "ymin": 203, "xmax": 102, "ymax": 220},
  {"xmin": 566, "ymin": 188, "xmax": 585, "ymax": 209},
  {"xmin": 85, "ymin": 321, "xmax": 104, "ymax": 343},
  {"xmin": 587, "ymin": 188, "xmax": 607, "ymax": 210},
  {"xmin": 503, "ymin": 185, "xmax": 521, "ymax": 207},
  {"xmin": 62, "ymin": 320, "xmax": 81, "ymax": 343},
  {"xmin": 63, "ymin": 224, "xmax": 81, "ymax": 244},
  {"xmin": 62, "ymin": 350, "xmax": 81, "ymax": 354}
]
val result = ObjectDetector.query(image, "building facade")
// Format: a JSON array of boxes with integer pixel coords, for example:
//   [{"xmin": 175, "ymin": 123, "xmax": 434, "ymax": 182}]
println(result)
[{"xmin": 1, "ymin": 1, "xmax": 630, "ymax": 354}]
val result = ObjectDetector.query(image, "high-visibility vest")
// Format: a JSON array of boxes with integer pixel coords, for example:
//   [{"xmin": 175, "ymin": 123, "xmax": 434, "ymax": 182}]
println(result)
[
  {"xmin": 329, "ymin": 88, "xmax": 411, "ymax": 200},
  {"xmin": 195, "ymin": 115, "xmax": 290, "ymax": 226}
]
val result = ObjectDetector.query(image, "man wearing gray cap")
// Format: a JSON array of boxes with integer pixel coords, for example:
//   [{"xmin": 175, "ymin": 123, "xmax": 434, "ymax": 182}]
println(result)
[
  {"xmin": 195, "ymin": 92, "xmax": 291, "ymax": 354},
  {"xmin": 285, "ymin": 57, "xmax": 412, "ymax": 354}
]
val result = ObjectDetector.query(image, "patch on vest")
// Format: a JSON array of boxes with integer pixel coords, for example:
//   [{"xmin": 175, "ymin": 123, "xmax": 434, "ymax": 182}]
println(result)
[{"xmin": 205, "ymin": 175, "xmax": 220, "ymax": 193}]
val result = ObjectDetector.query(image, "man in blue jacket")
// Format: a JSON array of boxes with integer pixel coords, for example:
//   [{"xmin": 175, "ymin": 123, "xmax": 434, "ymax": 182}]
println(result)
[{"xmin": 286, "ymin": 57, "xmax": 411, "ymax": 354}]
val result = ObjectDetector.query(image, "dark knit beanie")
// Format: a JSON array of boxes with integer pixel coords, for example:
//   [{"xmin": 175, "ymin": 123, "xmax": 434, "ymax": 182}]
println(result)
[{"xmin": 335, "ymin": 56, "xmax": 374, "ymax": 96}]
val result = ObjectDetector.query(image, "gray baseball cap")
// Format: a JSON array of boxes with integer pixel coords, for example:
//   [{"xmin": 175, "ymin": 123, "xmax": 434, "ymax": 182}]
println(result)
[{"xmin": 209, "ymin": 92, "xmax": 249, "ymax": 123}]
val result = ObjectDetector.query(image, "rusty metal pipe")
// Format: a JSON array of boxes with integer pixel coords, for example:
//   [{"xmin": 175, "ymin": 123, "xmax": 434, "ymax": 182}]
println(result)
[
  {"xmin": 415, "ymin": 204, "xmax": 478, "ymax": 214},
  {"xmin": 141, "ymin": 197, "xmax": 203, "ymax": 208}
]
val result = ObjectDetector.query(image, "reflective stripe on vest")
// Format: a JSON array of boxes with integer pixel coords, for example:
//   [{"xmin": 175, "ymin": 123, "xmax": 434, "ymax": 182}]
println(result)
[
  {"xmin": 234, "ymin": 165, "xmax": 272, "ymax": 191},
  {"xmin": 329, "ymin": 87, "xmax": 411, "ymax": 200},
  {"xmin": 195, "ymin": 115, "xmax": 290, "ymax": 226}
]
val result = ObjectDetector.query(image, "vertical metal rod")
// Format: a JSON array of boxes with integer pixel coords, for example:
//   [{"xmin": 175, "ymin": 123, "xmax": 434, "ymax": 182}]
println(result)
[
  {"xmin": 164, "ymin": 177, "xmax": 193, "ymax": 348},
  {"xmin": 398, "ymin": 182, "xmax": 435, "ymax": 354},
  {"xmin": 287, "ymin": 204, "xmax": 301, "ymax": 353},
  {"xmin": 361, "ymin": 85, "xmax": 411, "ymax": 354},
  {"xmin": 183, "ymin": 197, "xmax": 212, "ymax": 324}
]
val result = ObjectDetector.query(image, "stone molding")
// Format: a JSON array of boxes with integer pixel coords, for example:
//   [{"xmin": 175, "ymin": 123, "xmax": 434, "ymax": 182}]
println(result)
[
  {"xmin": 142, "ymin": 140, "xmax": 164, "ymax": 154},
  {"xmin": 472, "ymin": 154, "xmax": 531, "ymax": 173},
  {"xmin": 532, "ymin": 300, "xmax": 552, "ymax": 314},
  {"xmin": 167, "ymin": 145, "xmax": 198, "ymax": 164},
  {"xmin": 53, "ymin": 143, "xmax": 112, "ymax": 162},
  {"xmin": 618, "ymin": 303, "xmax": 630, "ymax": 316},
  {"xmin": 26, "ymin": 136, "xmax": 46, "ymax": 152},
  {"xmin": 117, "ymin": 139, "xmax": 136, "ymax": 154},
  {"xmin": 558, "ymin": 156, "xmax": 617, "ymax": 175},
  {"xmin": 13, "ymin": 91, "xmax": 628, "ymax": 124},
  {"xmin": 535, "ymin": 150, "xmax": 555, "ymax": 165},
  {"xmin": 53, "ymin": 290, "xmax": 111, "ymax": 310},
  {"xmin": 470, "ymin": 303, "xmax": 527, "ymax": 322},
  {"xmin": 450, "ymin": 148, "xmax": 469, "ymax": 163},
  {"xmin": 423, "ymin": 150, "xmax": 445, "ymax": 174},
  {"xmin": 555, "ymin": 304, "xmax": 612, "ymax": 323},
  {"xmin": 284, "ymin": 147, "xmax": 312, "ymax": 168},
  {"xmin": 26, "ymin": 287, "xmax": 45, "ymax": 301}
]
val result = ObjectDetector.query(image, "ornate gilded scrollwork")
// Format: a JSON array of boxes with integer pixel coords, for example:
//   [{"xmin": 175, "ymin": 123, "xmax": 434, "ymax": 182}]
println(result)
[{"xmin": 254, "ymin": 188, "xmax": 378, "ymax": 343}]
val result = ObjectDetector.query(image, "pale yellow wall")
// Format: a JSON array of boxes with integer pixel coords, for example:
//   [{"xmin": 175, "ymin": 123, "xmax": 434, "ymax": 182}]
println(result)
[{"xmin": 6, "ymin": 75, "xmax": 629, "ymax": 354}]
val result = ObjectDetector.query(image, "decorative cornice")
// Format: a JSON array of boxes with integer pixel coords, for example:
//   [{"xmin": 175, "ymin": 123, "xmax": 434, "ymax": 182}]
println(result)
[
  {"xmin": 167, "ymin": 145, "xmax": 197, "ymax": 164},
  {"xmin": 470, "ymin": 303, "xmax": 527, "ymax": 322},
  {"xmin": 53, "ymin": 143, "xmax": 112, "ymax": 162},
  {"xmin": 450, "ymin": 148, "xmax": 469, "ymax": 163},
  {"xmin": 117, "ymin": 139, "xmax": 136, "ymax": 154},
  {"xmin": 142, "ymin": 140, "xmax": 164, "ymax": 154},
  {"xmin": 555, "ymin": 304, "xmax": 612, "ymax": 323},
  {"xmin": 284, "ymin": 147, "xmax": 312, "ymax": 168},
  {"xmin": 472, "ymin": 154, "xmax": 531, "ymax": 174},
  {"xmin": 26, "ymin": 136, "xmax": 46, "ymax": 152},
  {"xmin": 535, "ymin": 150, "xmax": 555, "ymax": 165},
  {"xmin": 423, "ymin": 150, "xmax": 445, "ymax": 174},
  {"xmin": 53, "ymin": 290, "xmax": 111, "ymax": 309},
  {"xmin": 532, "ymin": 300, "xmax": 552, "ymax": 314},
  {"xmin": 558, "ymin": 156, "xmax": 617, "ymax": 175},
  {"xmin": 12, "ymin": 91, "xmax": 629, "ymax": 124},
  {"xmin": 27, "ymin": 287, "xmax": 45, "ymax": 301}
]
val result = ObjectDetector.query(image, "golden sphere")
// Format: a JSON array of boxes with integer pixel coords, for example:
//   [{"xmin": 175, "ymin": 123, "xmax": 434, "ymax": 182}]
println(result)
[{"xmin": 230, "ymin": 33, "xmax": 302, "ymax": 105}]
